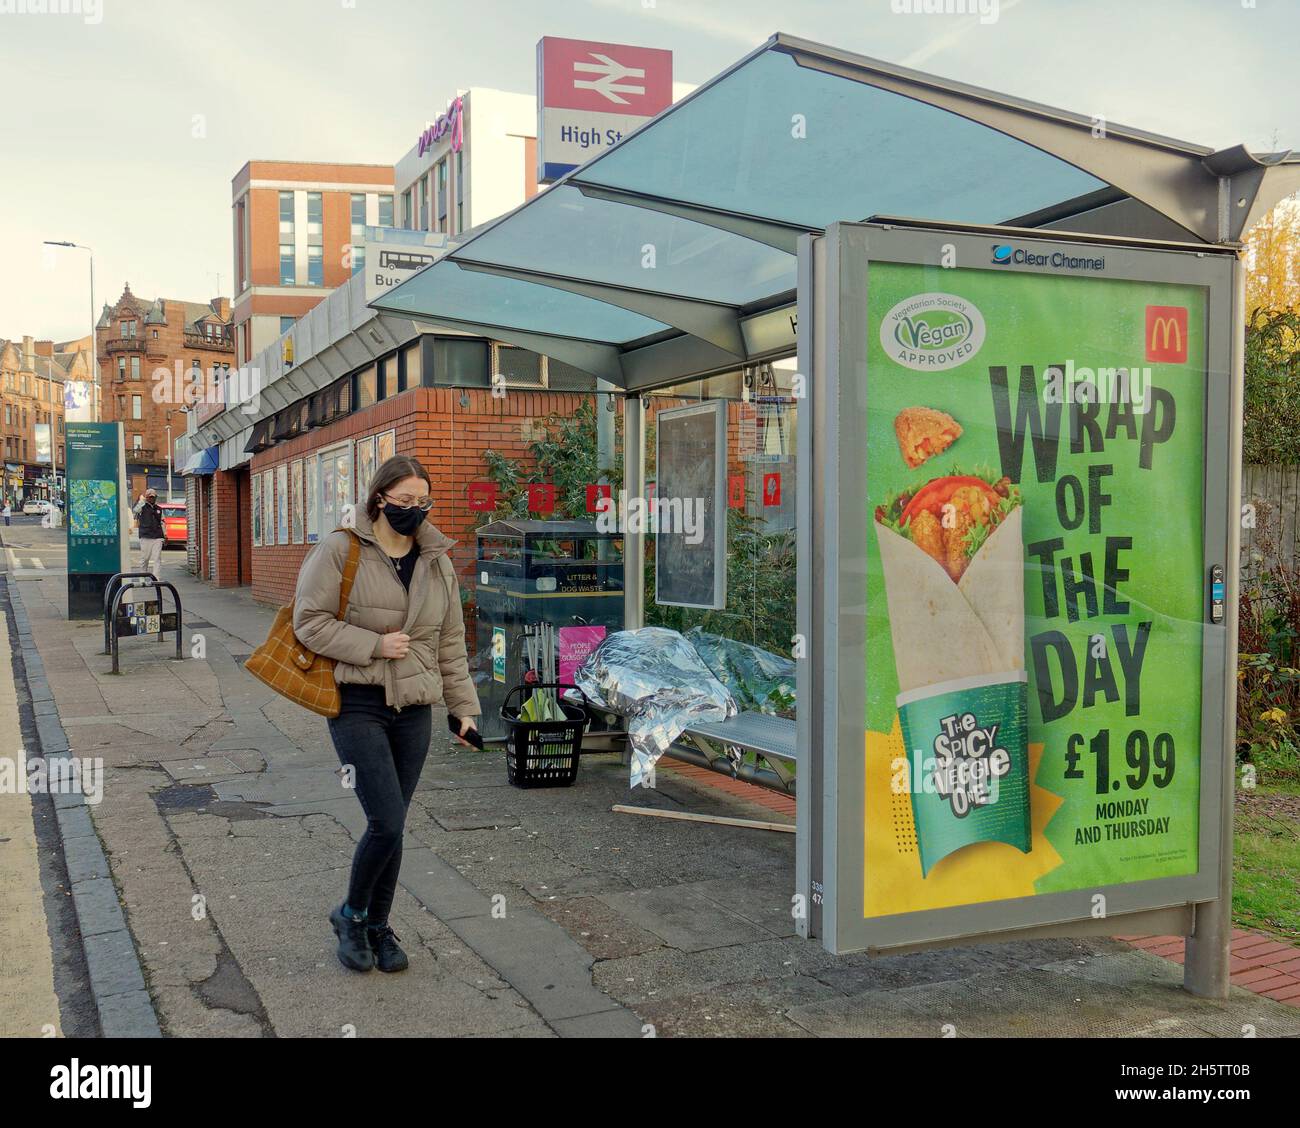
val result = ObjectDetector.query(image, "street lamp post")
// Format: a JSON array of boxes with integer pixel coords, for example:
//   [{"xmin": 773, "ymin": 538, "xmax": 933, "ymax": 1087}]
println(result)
[
  {"xmin": 165, "ymin": 424, "xmax": 174, "ymax": 503},
  {"xmin": 164, "ymin": 408, "xmax": 185, "ymax": 503},
  {"xmin": 43, "ymin": 241, "xmax": 96, "ymax": 421}
]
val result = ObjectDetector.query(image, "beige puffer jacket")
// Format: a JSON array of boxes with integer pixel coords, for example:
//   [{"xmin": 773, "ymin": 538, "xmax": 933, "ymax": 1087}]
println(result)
[{"xmin": 292, "ymin": 512, "xmax": 480, "ymax": 716}]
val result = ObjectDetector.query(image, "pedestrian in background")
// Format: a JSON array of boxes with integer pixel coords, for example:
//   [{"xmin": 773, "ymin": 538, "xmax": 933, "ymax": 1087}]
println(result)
[
  {"xmin": 293, "ymin": 455, "xmax": 480, "ymax": 974},
  {"xmin": 2, "ymin": 499, "xmax": 10, "ymax": 527},
  {"xmin": 134, "ymin": 488, "xmax": 165, "ymax": 576}
]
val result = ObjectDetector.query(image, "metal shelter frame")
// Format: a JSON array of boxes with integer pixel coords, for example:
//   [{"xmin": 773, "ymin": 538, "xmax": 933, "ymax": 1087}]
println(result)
[{"xmin": 369, "ymin": 31, "xmax": 1300, "ymax": 997}]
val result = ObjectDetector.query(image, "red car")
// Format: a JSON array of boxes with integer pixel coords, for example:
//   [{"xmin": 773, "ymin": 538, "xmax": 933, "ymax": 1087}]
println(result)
[{"xmin": 159, "ymin": 500, "xmax": 188, "ymax": 549}]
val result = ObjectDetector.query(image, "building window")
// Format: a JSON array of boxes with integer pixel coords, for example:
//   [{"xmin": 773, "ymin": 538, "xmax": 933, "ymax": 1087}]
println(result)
[
  {"xmin": 307, "ymin": 246, "xmax": 324, "ymax": 286},
  {"xmin": 402, "ymin": 189, "xmax": 413, "ymax": 228},
  {"xmin": 355, "ymin": 365, "xmax": 376, "ymax": 410},
  {"xmin": 307, "ymin": 192, "xmax": 323, "ymax": 237},
  {"xmin": 350, "ymin": 193, "xmax": 367, "ymax": 277},
  {"xmin": 117, "ymin": 357, "xmax": 126, "ymax": 381},
  {"xmin": 318, "ymin": 442, "xmax": 353, "ymax": 535},
  {"xmin": 280, "ymin": 316, "xmax": 295, "ymax": 335},
  {"xmin": 151, "ymin": 329, "xmax": 158, "ymax": 339},
  {"xmin": 418, "ymin": 177, "xmax": 429, "ymax": 230},
  {"xmin": 280, "ymin": 244, "xmax": 295, "ymax": 285},
  {"xmin": 436, "ymin": 159, "xmax": 448, "ymax": 230},
  {"xmin": 279, "ymin": 191, "xmax": 294, "ymax": 236},
  {"xmin": 455, "ymin": 150, "xmax": 464, "ymax": 233},
  {"xmin": 378, "ymin": 194, "xmax": 394, "ymax": 227},
  {"xmin": 132, "ymin": 434, "xmax": 143, "ymax": 450},
  {"xmin": 403, "ymin": 342, "xmax": 421, "ymax": 389},
  {"xmin": 132, "ymin": 394, "xmax": 142, "ymax": 419},
  {"xmin": 434, "ymin": 338, "xmax": 489, "ymax": 386},
  {"xmin": 130, "ymin": 356, "xmax": 140, "ymax": 380}
]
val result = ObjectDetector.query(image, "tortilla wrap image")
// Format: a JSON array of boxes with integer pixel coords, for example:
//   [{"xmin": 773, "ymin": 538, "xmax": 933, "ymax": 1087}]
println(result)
[{"xmin": 873, "ymin": 470, "xmax": 1031, "ymax": 875}]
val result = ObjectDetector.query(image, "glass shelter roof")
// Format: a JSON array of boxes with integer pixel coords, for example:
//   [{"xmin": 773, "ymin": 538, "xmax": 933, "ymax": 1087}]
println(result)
[{"xmin": 371, "ymin": 33, "xmax": 1300, "ymax": 390}]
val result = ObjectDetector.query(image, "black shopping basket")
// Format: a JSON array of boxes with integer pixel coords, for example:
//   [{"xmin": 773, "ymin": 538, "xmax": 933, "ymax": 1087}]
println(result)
[{"xmin": 500, "ymin": 683, "xmax": 589, "ymax": 788}]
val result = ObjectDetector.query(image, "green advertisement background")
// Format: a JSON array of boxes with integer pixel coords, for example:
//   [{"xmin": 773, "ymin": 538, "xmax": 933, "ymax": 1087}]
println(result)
[{"xmin": 865, "ymin": 262, "xmax": 1206, "ymax": 896}]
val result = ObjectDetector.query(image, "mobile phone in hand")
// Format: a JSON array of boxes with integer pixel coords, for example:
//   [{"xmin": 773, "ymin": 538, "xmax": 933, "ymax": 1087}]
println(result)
[{"xmin": 448, "ymin": 714, "xmax": 484, "ymax": 749}]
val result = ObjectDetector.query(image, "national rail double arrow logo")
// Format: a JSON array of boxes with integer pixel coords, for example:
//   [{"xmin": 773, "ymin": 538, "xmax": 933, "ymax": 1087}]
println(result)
[{"xmin": 572, "ymin": 53, "xmax": 647, "ymax": 105}]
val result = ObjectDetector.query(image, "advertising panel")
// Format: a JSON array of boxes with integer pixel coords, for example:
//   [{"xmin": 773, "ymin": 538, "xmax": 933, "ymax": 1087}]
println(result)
[
  {"xmin": 654, "ymin": 400, "xmax": 726, "ymax": 610},
  {"xmin": 864, "ymin": 262, "xmax": 1205, "ymax": 914},
  {"xmin": 797, "ymin": 223, "xmax": 1237, "ymax": 954}
]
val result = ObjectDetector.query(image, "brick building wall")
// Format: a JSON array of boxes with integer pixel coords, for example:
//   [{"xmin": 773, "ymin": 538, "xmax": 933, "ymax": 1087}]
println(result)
[
  {"xmin": 0, "ymin": 337, "xmax": 68, "ymax": 499},
  {"xmin": 247, "ymin": 386, "xmax": 594, "ymax": 607},
  {"xmin": 96, "ymin": 284, "xmax": 233, "ymax": 499},
  {"xmin": 211, "ymin": 468, "xmax": 244, "ymax": 586}
]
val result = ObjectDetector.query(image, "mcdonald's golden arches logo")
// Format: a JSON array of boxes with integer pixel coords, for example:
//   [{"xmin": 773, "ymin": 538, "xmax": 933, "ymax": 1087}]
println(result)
[{"xmin": 1145, "ymin": 305, "xmax": 1188, "ymax": 363}]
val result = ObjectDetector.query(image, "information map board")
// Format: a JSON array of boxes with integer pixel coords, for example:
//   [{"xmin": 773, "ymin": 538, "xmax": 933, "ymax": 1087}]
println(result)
[
  {"xmin": 66, "ymin": 422, "xmax": 130, "ymax": 620},
  {"xmin": 796, "ymin": 222, "xmax": 1239, "ymax": 954}
]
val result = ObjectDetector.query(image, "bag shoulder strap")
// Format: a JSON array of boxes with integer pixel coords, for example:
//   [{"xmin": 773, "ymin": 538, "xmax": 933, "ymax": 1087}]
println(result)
[{"xmin": 336, "ymin": 530, "xmax": 362, "ymax": 620}]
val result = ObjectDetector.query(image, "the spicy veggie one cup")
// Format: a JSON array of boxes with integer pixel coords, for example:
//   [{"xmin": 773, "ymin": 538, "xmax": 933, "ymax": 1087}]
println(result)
[{"xmin": 874, "ymin": 468, "xmax": 1031, "ymax": 875}]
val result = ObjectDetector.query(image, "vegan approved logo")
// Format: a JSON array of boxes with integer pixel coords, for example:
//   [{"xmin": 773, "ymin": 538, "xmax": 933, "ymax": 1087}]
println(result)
[{"xmin": 880, "ymin": 293, "xmax": 986, "ymax": 371}]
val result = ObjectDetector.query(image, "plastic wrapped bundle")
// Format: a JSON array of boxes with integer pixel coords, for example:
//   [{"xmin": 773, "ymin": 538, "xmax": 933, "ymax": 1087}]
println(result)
[
  {"xmin": 575, "ymin": 627, "xmax": 737, "ymax": 788},
  {"xmin": 684, "ymin": 627, "xmax": 796, "ymax": 716}
]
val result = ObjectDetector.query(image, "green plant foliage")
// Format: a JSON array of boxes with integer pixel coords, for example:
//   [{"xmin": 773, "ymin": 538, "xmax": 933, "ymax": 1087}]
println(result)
[
  {"xmin": 1243, "ymin": 308, "xmax": 1300, "ymax": 465},
  {"xmin": 479, "ymin": 399, "xmax": 622, "ymax": 527}
]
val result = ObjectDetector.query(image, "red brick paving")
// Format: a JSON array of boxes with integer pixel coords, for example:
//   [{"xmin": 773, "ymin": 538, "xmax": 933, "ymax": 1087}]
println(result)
[
  {"xmin": 657, "ymin": 758, "xmax": 797, "ymax": 818},
  {"xmin": 659, "ymin": 760, "xmax": 1299, "ymax": 1008},
  {"xmin": 1119, "ymin": 932, "xmax": 1300, "ymax": 1006}
]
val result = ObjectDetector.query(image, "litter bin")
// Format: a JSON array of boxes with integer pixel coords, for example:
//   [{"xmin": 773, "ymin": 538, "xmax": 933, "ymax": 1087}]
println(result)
[{"xmin": 474, "ymin": 519, "xmax": 623, "ymax": 742}]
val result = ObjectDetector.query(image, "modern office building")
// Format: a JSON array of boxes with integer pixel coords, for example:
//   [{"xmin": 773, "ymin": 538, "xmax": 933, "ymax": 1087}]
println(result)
[
  {"xmin": 393, "ymin": 89, "xmax": 538, "ymax": 238},
  {"xmin": 229, "ymin": 161, "xmax": 396, "ymax": 366}
]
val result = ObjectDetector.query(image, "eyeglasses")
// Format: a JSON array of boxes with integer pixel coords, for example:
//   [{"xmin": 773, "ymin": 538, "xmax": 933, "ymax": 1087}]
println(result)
[{"xmin": 383, "ymin": 492, "xmax": 433, "ymax": 512}]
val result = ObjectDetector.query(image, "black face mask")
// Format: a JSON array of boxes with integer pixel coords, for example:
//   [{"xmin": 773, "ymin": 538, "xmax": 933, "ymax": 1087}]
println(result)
[{"xmin": 382, "ymin": 503, "xmax": 426, "ymax": 536}]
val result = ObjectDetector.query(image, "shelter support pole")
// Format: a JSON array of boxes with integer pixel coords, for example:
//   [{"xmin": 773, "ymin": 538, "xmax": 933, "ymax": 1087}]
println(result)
[
  {"xmin": 623, "ymin": 395, "xmax": 645, "ymax": 630},
  {"xmin": 1184, "ymin": 255, "xmax": 1245, "ymax": 999}
]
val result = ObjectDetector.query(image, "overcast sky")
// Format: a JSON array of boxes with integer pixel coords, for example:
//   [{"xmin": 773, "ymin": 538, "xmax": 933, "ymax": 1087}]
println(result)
[{"xmin": 1, "ymin": 0, "xmax": 1296, "ymax": 342}]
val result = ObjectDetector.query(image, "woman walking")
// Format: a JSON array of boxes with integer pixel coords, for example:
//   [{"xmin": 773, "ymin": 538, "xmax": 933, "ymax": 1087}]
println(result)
[{"xmin": 293, "ymin": 455, "xmax": 480, "ymax": 973}]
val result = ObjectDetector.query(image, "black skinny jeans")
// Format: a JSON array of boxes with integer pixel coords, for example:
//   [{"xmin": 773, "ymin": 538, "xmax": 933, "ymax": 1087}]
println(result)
[{"xmin": 327, "ymin": 685, "xmax": 431, "ymax": 926}]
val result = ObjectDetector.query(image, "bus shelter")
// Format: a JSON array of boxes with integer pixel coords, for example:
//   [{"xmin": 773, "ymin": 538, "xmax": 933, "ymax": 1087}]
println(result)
[{"xmin": 371, "ymin": 33, "xmax": 1300, "ymax": 996}]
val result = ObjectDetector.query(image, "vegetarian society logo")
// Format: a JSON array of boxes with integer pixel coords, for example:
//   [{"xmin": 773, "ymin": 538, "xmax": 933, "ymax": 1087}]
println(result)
[{"xmin": 880, "ymin": 292, "xmax": 986, "ymax": 371}]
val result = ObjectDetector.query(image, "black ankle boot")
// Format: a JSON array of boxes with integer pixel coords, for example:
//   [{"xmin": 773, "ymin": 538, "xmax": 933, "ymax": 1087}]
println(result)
[
  {"xmin": 366, "ymin": 923, "xmax": 409, "ymax": 973},
  {"xmin": 330, "ymin": 904, "xmax": 375, "ymax": 972}
]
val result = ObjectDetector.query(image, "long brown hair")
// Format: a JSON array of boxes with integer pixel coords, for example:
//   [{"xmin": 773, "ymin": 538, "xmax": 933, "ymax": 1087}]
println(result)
[{"xmin": 365, "ymin": 454, "xmax": 432, "ymax": 521}]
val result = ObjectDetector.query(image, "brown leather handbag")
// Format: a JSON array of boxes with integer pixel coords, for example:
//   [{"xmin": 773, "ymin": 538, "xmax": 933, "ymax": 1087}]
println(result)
[{"xmin": 244, "ymin": 531, "xmax": 361, "ymax": 718}]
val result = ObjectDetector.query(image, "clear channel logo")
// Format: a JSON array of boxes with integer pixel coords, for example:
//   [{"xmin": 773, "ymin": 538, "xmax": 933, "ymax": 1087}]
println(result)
[
  {"xmin": 880, "ymin": 293, "xmax": 986, "ymax": 372},
  {"xmin": 991, "ymin": 243, "xmax": 1105, "ymax": 271}
]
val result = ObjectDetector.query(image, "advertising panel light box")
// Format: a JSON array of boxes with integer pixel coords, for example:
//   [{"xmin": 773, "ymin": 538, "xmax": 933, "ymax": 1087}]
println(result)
[{"xmin": 797, "ymin": 223, "xmax": 1238, "ymax": 954}]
